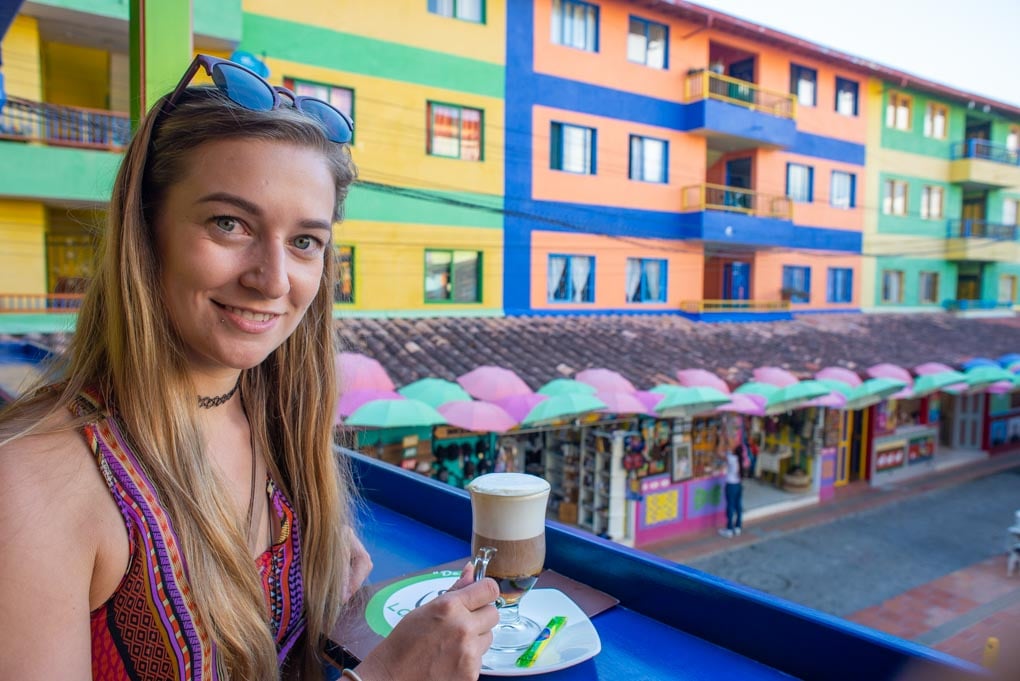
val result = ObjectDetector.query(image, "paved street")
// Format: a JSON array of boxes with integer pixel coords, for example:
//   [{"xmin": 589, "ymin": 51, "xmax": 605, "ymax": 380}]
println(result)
[{"xmin": 686, "ymin": 466, "xmax": 1020, "ymax": 618}]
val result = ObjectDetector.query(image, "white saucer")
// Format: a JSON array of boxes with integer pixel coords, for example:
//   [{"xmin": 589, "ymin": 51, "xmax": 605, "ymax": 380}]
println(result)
[{"xmin": 481, "ymin": 588, "xmax": 601, "ymax": 677}]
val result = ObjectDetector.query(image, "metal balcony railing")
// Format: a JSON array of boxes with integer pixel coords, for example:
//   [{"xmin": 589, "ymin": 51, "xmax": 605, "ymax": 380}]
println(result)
[
  {"xmin": 950, "ymin": 139, "xmax": 1020, "ymax": 165},
  {"xmin": 685, "ymin": 70, "xmax": 796, "ymax": 119},
  {"xmin": 679, "ymin": 299, "xmax": 791, "ymax": 313},
  {"xmin": 0, "ymin": 293, "xmax": 85, "ymax": 313},
  {"xmin": 947, "ymin": 219, "xmax": 1020, "ymax": 241},
  {"xmin": 0, "ymin": 96, "xmax": 131, "ymax": 150},
  {"xmin": 682, "ymin": 183, "xmax": 793, "ymax": 220}
]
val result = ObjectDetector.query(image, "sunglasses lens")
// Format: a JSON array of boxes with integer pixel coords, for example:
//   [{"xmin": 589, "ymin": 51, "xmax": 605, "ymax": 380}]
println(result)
[
  {"xmin": 300, "ymin": 98, "xmax": 353, "ymax": 144},
  {"xmin": 211, "ymin": 63, "xmax": 276, "ymax": 111}
]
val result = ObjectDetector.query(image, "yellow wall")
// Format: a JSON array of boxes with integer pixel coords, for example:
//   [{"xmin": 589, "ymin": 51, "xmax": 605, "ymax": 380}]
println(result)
[
  {"xmin": 243, "ymin": 0, "xmax": 506, "ymax": 65},
  {"xmin": 42, "ymin": 42, "xmax": 110, "ymax": 109},
  {"xmin": 334, "ymin": 222, "xmax": 503, "ymax": 311},
  {"xmin": 2, "ymin": 15, "xmax": 42, "ymax": 100},
  {"xmin": 265, "ymin": 57, "xmax": 505, "ymax": 196},
  {"xmin": 0, "ymin": 201, "xmax": 47, "ymax": 293},
  {"xmin": 861, "ymin": 78, "xmax": 885, "ymax": 307}
]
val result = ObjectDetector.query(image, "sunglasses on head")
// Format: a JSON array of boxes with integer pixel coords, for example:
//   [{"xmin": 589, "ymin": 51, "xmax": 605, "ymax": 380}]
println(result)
[{"xmin": 164, "ymin": 54, "xmax": 354, "ymax": 144}]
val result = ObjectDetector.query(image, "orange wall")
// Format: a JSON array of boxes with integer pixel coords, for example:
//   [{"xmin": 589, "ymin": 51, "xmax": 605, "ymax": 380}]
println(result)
[
  {"xmin": 531, "ymin": 232, "xmax": 704, "ymax": 310},
  {"xmin": 757, "ymin": 150, "xmax": 864, "ymax": 231},
  {"xmin": 753, "ymin": 251, "xmax": 860, "ymax": 308},
  {"xmin": 532, "ymin": 105, "xmax": 705, "ymax": 210}
]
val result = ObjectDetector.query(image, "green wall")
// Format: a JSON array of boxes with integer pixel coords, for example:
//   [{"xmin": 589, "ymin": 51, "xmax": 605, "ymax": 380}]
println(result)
[
  {"xmin": 873, "ymin": 257, "xmax": 956, "ymax": 307},
  {"xmin": 347, "ymin": 184, "xmax": 503, "ymax": 228},
  {"xmin": 29, "ymin": 0, "xmax": 242, "ymax": 42},
  {"xmin": 879, "ymin": 87, "xmax": 963, "ymax": 159},
  {"xmin": 0, "ymin": 141, "xmax": 120, "ymax": 202},
  {"xmin": 875, "ymin": 173, "xmax": 958, "ymax": 237}
]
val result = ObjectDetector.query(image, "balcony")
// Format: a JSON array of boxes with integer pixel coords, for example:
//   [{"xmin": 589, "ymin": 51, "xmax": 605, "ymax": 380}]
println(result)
[
  {"xmin": 683, "ymin": 71, "xmax": 796, "ymax": 150},
  {"xmin": 948, "ymin": 139, "xmax": 1020, "ymax": 189},
  {"xmin": 679, "ymin": 299, "xmax": 793, "ymax": 322},
  {"xmin": 680, "ymin": 184, "xmax": 795, "ymax": 246},
  {"xmin": 0, "ymin": 96, "xmax": 130, "ymax": 150},
  {"xmin": 945, "ymin": 219, "xmax": 1020, "ymax": 263}
]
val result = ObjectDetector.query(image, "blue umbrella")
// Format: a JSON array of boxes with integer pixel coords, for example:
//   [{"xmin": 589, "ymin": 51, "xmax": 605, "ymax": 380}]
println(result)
[
  {"xmin": 998, "ymin": 353, "xmax": 1020, "ymax": 367},
  {"xmin": 962, "ymin": 357, "xmax": 998, "ymax": 371}
]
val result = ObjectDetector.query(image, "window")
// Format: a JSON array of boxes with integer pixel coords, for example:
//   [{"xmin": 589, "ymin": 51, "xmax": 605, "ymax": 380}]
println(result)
[
  {"xmin": 920, "ymin": 186, "xmax": 944, "ymax": 219},
  {"xmin": 786, "ymin": 163, "xmax": 814, "ymax": 203},
  {"xmin": 427, "ymin": 102, "xmax": 482, "ymax": 161},
  {"xmin": 425, "ymin": 250, "xmax": 481, "ymax": 302},
  {"xmin": 830, "ymin": 171, "xmax": 856, "ymax": 209},
  {"xmin": 1008, "ymin": 127, "xmax": 1020, "ymax": 152},
  {"xmin": 826, "ymin": 268, "xmax": 853, "ymax": 303},
  {"xmin": 428, "ymin": 0, "xmax": 484, "ymax": 22},
  {"xmin": 286, "ymin": 79, "xmax": 354, "ymax": 138},
  {"xmin": 629, "ymin": 135, "xmax": 668, "ymax": 183},
  {"xmin": 1003, "ymin": 199, "xmax": 1019, "ymax": 226},
  {"xmin": 548, "ymin": 255, "xmax": 595, "ymax": 302},
  {"xmin": 790, "ymin": 64, "xmax": 817, "ymax": 106},
  {"xmin": 782, "ymin": 265, "xmax": 811, "ymax": 304},
  {"xmin": 627, "ymin": 16, "xmax": 668, "ymax": 69},
  {"xmin": 551, "ymin": 0, "xmax": 599, "ymax": 52},
  {"xmin": 334, "ymin": 245, "xmax": 354, "ymax": 304},
  {"xmin": 923, "ymin": 103, "xmax": 948, "ymax": 139},
  {"xmin": 885, "ymin": 92, "xmax": 912, "ymax": 131},
  {"xmin": 919, "ymin": 272, "xmax": 940, "ymax": 304},
  {"xmin": 625, "ymin": 258, "xmax": 667, "ymax": 303},
  {"xmin": 882, "ymin": 179, "xmax": 908, "ymax": 216},
  {"xmin": 551, "ymin": 122, "xmax": 596, "ymax": 174},
  {"xmin": 835, "ymin": 77, "xmax": 859, "ymax": 116},
  {"xmin": 999, "ymin": 275, "xmax": 1017, "ymax": 304},
  {"xmin": 881, "ymin": 270, "xmax": 904, "ymax": 304}
]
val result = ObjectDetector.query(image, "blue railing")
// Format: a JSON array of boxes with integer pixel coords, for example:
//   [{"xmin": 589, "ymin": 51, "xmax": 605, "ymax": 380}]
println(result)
[
  {"xmin": 946, "ymin": 219, "xmax": 1020, "ymax": 240},
  {"xmin": 942, "ymin": 299, "xmax": 1015, "ymax": 311},
  {"xmin": 951, "ymin": 138, "xmax": 1020, "ymax": 165},
  {"xmin": 0, "ymin": 95, "xmax": 131, "ymax": 150}
]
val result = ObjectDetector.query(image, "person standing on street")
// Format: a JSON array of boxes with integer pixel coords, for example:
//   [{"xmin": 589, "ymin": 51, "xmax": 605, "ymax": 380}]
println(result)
[{"xmin": 718, "ymin": 435, "xmax": 744, "ymax": 538}]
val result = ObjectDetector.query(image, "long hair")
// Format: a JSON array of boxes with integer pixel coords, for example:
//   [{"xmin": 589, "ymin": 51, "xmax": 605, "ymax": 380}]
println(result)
[{"xmin": 2, "ymin": 87, "xmax": 356, "ymax": 680}]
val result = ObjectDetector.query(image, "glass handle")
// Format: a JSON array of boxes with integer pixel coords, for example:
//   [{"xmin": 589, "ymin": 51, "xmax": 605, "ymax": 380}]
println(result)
[{"xmin": 472, "ymin": 546, "xmax": 496, "ymax": 583}]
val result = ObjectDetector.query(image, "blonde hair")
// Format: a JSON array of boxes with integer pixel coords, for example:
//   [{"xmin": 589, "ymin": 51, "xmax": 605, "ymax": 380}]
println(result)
[{"xmin": 3, "ymin": 88, "xmax": 357, "ymax": 679}]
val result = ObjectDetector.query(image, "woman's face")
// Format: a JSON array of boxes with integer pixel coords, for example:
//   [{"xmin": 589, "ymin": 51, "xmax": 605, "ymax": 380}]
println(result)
[{"xmin": 154, "ymin": 138, "xmax": 336, "ymax": 379}]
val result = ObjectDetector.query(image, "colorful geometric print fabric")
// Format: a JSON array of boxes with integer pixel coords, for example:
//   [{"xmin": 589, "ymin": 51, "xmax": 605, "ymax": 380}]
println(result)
[{"xmin": 75, "ymin": 391, "xmax": 306, "ymax": 680}]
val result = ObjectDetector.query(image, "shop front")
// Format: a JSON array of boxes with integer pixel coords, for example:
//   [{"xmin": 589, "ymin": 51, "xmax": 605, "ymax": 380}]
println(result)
[
  {"xmin": 986, "ymin": 391, "xmax": 1020, "ymax": 453},
  {"xmin": 869, "ymin": 395, "xmax": 940, "ymax": 484}
]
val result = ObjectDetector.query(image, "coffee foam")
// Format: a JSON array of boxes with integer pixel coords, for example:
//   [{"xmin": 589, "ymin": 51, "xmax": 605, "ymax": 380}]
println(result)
[{"xmin": 469, "ymin": 474, "xmax": 550, "ymax": 541}]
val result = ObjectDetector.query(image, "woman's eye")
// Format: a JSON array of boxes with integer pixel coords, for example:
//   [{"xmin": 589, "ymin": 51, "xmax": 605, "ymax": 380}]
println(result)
[
  {"xmin": 294, "ymin": 235, "xmax": 321, "ymax": 251},
  {"xmin": 213, "ymin": 216, "xmax": 241, "ymax": 232}
]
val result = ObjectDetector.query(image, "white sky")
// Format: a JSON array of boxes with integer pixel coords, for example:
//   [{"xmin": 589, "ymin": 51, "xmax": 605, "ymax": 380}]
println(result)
[{"xmin": 689, "ymin": 0, "xmax": 1020, "ymax": 109}]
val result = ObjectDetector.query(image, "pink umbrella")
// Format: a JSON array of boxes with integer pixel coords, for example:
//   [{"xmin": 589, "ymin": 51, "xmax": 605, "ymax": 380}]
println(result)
[
  {"xmin": 456, "ymin": 366, "xmax": 532, "ymax": 402},
  {"xmin": 492, "ymin": 393, "xmax": 549, "ymax": 422},
  {"xmin": 807, "ymin": 391, "xmax": 848, "ymax": 409},
  {"xmin": 438, "ymin": 400, "xmax": 518, "ymax": 433},
  {"xmin": 676, "ymin": 368, "xmax": 731, "ymax": 394},
  {"xmin": 575, "ymin": 368, "xmax": 637, "ymax": 394},
  {"xmin": 716, "ymin": 392, "xmax": 767, "ymax": 416},
  {"xmin": 986, "ymin": 381, "xmax": 1017, "ymax": 395},
  {"xmin": 336, "ymin": 352, "xmax": 396, "ymax": 392},
  {"xmin": 634, "ymin": 390, "xmax": 666, "ymax": 412},
  {"xmin": 914, "ymin": 362, "xmax": 955, "ymax": 376},
  {"xmin": 866, "ymin": 363, "xmax": 913, "ymax": 399},
  {"xmin": 336, "ymin": 388, "xmax": 402, "ymax": 421},
  {"xmin": 814, "ymin": 367, "xmax": 862, "ymax": 387},
  {"xmin": 753, "ymin": 366, "xmax": 800, "ymax": 388},
  {"xmin": 596, "ymin": 391, "xmax": 651, "ymax": 415}
]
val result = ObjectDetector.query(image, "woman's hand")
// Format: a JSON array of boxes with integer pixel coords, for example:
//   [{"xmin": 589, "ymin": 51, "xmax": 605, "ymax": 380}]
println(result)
[
  {"xmin": 342, "ymin": 527, "xmax": 373, "ymax": 602},
  {"xmin": 353, "ymin": 563, "xmax": 499, "ymax": 681}
]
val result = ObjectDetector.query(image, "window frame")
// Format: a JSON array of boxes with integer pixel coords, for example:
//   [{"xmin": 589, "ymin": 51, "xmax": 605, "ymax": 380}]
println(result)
[
  {"xmin": 1003, "ymin": 198, "xmax": 1019, "ymax": 226},
  {"xmin": 885, "ymin": 92, "xmax": 913, "ymax": 131},
  {"xmin": 426, "ymin": 101, "xmax": 484, "ymax": 162},
  {"xmin": 424, "ymin": 249, "xmax": 483, "ymax": 303},
  {"xmin": 790, "ymin": 63, "xmax": 818, "ymax": 107},
  {"xmin": 923, "ymin": 103, "xmax": 949, "ymax": 140},
  {"xmin": 334, "ymin": 244, "xmax": 355, "ymax": 304},
  {"xmin": 782, "ymin": 265, "xmax": 812, "ymax": 304},
  {"xmin": 881, "ymin": 270, "xmax": 905, "ymax": 304},
  {"xmin": 284, "ymin": 77, "xmax": 355, "ymax": 142},
  {"xmin": 427, "ymin": 0, "xmax": 486, "ymax": 23},
  {"xmin": 920, "ymin": 185, "xmax": 944, "ymax": 220},
  {"xmin": 625, "ymin": 257, "xmax": 668, "ymax": 303},
  {"xmin": 627, "ymin": 15, "xmax": 668, "ymax": 69},
  {"xmin": 919, "ymin": 271, "xmax": 940, "ymax": 305},
  {"xmin": 550, "ymin": 121, "xmax": 597, "ymax": 174},
  {"xmin": 882, "ymin": 179, "xmax": 909, "ymax": 216},
  {"xmin": 830, "ymin": 170, "xmax": 856, "ymax": 209},
  {"xmin": 548, "ymin": 254, "xmax": 596, "ymax": 303},
  {"xmin": 999, "ymin": 275, "xmax": 1018, "ymax": 304},
  {"xmin": 835, "ymin": 77, "xmax": 859, "ymax": 116},
  {"xmin": 786, "ymin": 163, "xmax": 814, "ymax": 203},
  {"xmin": 628, "ymin": 134, "xmax": 669, "ymax": 183},
  {"xmin": 551, "ymin": 0, "xmax": 600, "ymax": 53},
  {"xmin": 826, "ymin": 267, "xmax": 853, "ymax": 303}
]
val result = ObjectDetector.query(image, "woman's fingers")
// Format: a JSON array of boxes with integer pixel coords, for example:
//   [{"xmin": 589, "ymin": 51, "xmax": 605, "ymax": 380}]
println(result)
[{"xmin": 342, "ymin": 527, "xmax": 374, "ymax": 602}]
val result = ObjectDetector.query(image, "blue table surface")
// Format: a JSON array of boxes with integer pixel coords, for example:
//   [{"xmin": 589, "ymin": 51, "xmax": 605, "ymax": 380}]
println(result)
[{"xmin": 359, "ymin": 502, "xmax": 796, "ymax": 681}]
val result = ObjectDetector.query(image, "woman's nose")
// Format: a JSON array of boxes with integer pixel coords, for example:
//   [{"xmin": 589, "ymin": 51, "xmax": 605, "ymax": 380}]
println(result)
[{"xmin": 241, "ymin": 241, "xmax": 289, "ymax": 298}]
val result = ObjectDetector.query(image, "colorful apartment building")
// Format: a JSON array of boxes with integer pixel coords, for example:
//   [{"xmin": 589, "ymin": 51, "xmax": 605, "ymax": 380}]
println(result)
[{"xmin": 0, "ymin": 0, "xmax": 1017, "ymax": 327}]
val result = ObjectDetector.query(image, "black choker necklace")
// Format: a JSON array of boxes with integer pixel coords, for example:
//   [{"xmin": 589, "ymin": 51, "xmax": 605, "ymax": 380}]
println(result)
[{"xmin": 197, "ymin": 379, "xmax": 241, "ymax": 409}]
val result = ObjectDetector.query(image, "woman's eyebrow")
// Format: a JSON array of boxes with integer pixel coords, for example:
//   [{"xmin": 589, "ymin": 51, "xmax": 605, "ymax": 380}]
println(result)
[{"xmin": 196, "ymin": 192, "xmax": 262, "ymax": 216}]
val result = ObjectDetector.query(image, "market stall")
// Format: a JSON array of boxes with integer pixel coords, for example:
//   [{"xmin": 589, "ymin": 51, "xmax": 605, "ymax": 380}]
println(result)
[{"xmin": 869, "ymin": 396, "xmax": 939, "ymax": 483}]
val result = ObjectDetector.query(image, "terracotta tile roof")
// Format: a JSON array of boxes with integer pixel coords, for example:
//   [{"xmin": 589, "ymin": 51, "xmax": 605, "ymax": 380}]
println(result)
[{"xmin": 336, "ymin": 313, "xmax": 1020, "ymax": 391}]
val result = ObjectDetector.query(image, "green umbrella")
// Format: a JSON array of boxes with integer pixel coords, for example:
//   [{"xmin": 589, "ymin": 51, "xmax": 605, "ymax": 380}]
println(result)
[
  {"xmin": 734, "ymin": 382, "xmax": 779, "ymax": 399},
  {"xmin": 346, "ymin": 398, "xmax": 447, "ymax": 428},
  {"xmin": 537, "ymin": 378, "xmax": 597, "ymax": 397},
  {"xmin": 655, "ymin": 386, "xmax": 730, "ymax": 418},
  {"xmin": 397, "ymin": 378, "xmax": 472, "ymax": 408},
  {"xmin": 910, "ymin": 371, "xmax": 967, "ymax": 398},
  {"xmin": 816, "ymin": 378, "xmax": 853, "ymax": 398},
  {"xmin": 521, "ymin": 393, "xmax": 607, "ymax": 427},
  {"xmin": 649, "ymin": 383, "xmax": 685, "ymax": 395},
  {"xmin": 763, "ymin": 380, "xmax": 831, "ymax": 415},
  {"xmin": 842, "ymin": 378, "xmax": 907, "ymax": 411},
  {"xmin": 964, "ymin": 365, "xmax": 1016, "ymax": 391}
]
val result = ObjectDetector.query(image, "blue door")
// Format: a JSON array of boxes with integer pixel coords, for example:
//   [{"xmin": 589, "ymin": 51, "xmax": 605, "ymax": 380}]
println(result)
[{"xmin": 723, "ymin": 262, "xmax": 750, "ymax": 300}]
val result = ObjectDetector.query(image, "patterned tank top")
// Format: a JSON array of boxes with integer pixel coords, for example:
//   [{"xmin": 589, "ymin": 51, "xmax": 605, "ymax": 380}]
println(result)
[{"xmin": 76, "ymin": 392, "xmax": 306, "ymax": 680}]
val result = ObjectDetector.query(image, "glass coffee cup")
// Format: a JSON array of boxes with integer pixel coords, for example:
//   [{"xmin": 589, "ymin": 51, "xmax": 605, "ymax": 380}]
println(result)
[{"xmin": 468, "ymin": 472, "xmax": 550, "ymax": 651}]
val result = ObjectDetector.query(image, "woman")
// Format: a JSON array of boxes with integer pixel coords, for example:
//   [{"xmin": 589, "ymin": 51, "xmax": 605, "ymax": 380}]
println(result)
[
  {"xmin": 0, "ymin": 55, "xmax": 498, "ymax": 680},
  {"xmin": 718, "ymin": 435, "xmax": 744, "ymax": 538}
]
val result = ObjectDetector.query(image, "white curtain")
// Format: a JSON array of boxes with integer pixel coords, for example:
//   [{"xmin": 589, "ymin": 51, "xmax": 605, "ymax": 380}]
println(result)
[
  {"xmin": 831, "ymin": 172, "xmax": 851, "ymax": 209},
  {"xmin": 548, "ymin": 256, "xmax": 567, "ymax": 301},
  {"xmin": 431, "ymin": 0, "xmax": 454, "ymax": 15},
  {"xmin": 457, "ymin": 0, "xmax": 482, "ymax": 21},
  {"xmin": 563, "ymin": 125, "xmax": 590, "ymax": 173},
  {"xmin": 645, "ymin": 260, "xmax": 662, "ymax": 301},
  {"xmin": 570, "ymin": 256, "xmax": 592, "ymax": 302},
  {"xmin": 626, "ymin": 258, "xmax": 641, "ymax": 302},
  {"xmin": 644, "ymin": 139, "xmax": 665, "ymax": 183}
]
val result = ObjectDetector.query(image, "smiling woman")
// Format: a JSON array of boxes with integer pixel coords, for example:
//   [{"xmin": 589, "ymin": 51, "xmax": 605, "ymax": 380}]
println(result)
[{"xmin": 0, "ymin": 55, "xmax": 499, "ymax": 681}]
